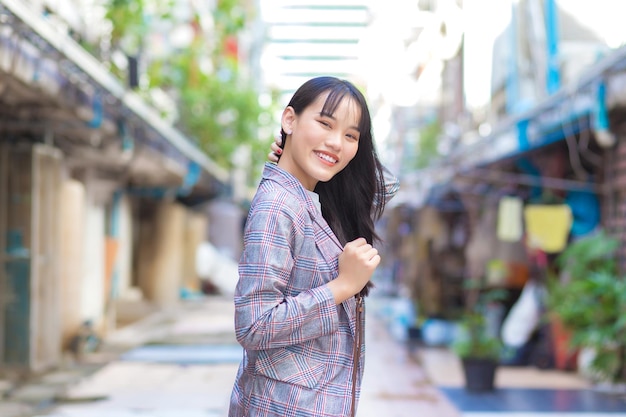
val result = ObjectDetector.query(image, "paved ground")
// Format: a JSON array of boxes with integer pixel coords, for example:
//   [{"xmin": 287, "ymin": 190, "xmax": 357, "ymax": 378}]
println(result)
[
  {"xmin": 1, "ymin": 294, "xmax": 625, "ymax": 417},
  {"xmin": 1, "ymin": 295, "xmax": 460, "ymax": 417}
]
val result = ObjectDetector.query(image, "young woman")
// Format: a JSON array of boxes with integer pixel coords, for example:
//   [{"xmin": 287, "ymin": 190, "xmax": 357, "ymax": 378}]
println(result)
[{"xmin": 229, "ymin": 76, "xmax": 398, "ymax": 417}]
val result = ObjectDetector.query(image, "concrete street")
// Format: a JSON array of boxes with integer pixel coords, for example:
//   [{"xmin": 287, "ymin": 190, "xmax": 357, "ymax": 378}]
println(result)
[{"xmin": 1, "ymin": 294, "xmax": 624, "ymax": 417}]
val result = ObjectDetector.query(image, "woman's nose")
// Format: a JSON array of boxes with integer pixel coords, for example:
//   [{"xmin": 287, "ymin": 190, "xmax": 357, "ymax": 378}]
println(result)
[{"xmin": 325, "ymin": 131, "xmax": 342, "ymax": 150}]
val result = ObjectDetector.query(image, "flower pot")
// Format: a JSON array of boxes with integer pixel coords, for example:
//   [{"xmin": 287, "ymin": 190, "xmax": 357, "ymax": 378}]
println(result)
[
  {"xmin": 461, "ymin": 357, "xmax": 498, "ymax": 392},
  {"xmin": 550, "ymin": 316, "xmax": 578, "ymax": 371}
]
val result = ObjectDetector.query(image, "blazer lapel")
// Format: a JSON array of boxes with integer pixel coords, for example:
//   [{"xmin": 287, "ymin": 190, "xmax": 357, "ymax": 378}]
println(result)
[{"xmin": 311, "ymin": 214, "xmax": 358, "ymax": 335}]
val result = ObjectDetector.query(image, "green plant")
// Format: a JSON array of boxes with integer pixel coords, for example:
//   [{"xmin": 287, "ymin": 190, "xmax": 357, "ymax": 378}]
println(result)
[
  {"xmin": 452, "ymin": 288, "xmax": 506, "ymax": 360},
  {"xmin": 554, "ymin": 230, "xmax": 619, "ymax": 282},
  {"xmin": 414, "ymin": 119, "xmax": 441, "ymax": 169},
  {"xmin": 453, "ymin": 311, "xmax": 502, "ymax": 359},
  {"xmin": 103, "ymin": 1, "xmax": 275, "ymax": 189},
  {"xmin": 547, "ymin": 230, "xmax": 626, "ymax": 384}
]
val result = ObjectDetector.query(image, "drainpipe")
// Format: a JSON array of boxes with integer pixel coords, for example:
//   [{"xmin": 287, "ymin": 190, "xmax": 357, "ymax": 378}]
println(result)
[
  {"xmin": 76, "ymin": 94, "xmax": 116, "ymax": 135},
  {"xmin": 593, "ymin": 80, "xmax": 616, "ymax": 148},
  {"xmin": 545, "ymin": 0, "xmax": 560, "ymax": 95},
  {"xmin": 118, "ymin": 121, "xmax": 134, "ymax": 162},
  {"xmin": 517, "ymin": 118, "xmax": 530, "ymax": 151},
  {"xmin": 178, "ymin": 161, "xmax": 201, "ymax": 197},
  {"xmin": 119, "ymin": 121, "xmax": 134, "ymax": 153},
  {"xmin": 104, "ymin": 189, "xmax": 122, "ymax": 333},
  {"xmin": 86, "ymin": 94, "xmax": 103, "ymax": 129},
  {"xmin": 109, "ymin": 190, "xmax": 122, "ymax": 240}
]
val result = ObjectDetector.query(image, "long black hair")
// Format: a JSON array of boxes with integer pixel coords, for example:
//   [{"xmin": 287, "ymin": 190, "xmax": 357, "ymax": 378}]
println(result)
[{"xmin": 281, "ymin": 76, "xmax": 387, "ymax": 296}]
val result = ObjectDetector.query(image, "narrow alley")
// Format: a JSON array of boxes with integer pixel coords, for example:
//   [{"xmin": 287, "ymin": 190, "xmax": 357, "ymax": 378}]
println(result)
[
  {"xmin": 4, "ymin": 2, "xmax": 626, "ymax": 417},
  {"xmin": 2, "ymin": 294, "xmax": 625, "ymax": 417}
]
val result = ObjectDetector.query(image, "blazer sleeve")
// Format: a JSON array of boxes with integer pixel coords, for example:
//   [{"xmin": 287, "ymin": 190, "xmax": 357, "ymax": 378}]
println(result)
[
  {"xmin": 383, "ymin": 165, "xmax": 400, "ymax": 202},
  {"xmin": 234, "ymin": 193, "xmax": 339, "ymax": 351}
]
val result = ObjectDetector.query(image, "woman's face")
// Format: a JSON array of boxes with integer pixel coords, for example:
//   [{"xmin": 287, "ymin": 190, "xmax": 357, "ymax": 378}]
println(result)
[{"xmin": 279, "ymin": 92, "xmax": 361, "ymax": 191}]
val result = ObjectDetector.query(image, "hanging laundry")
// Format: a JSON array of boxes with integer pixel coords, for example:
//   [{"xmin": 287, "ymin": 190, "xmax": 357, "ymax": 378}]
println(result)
[
  {"xmin": 524, "ymin": 204, "xmax": 572, "ymax": 253},
  {"xmin": 497, "ymin": 196, "xmax": 523, "ymax": 242}
]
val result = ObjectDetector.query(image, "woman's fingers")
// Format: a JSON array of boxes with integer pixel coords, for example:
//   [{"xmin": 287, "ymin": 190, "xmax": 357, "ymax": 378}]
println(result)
[
  {"xmin": 268, "ymin": 133, "xmax": 283, "ymax": 162},
  {"xmin": 345, "ymin": 238, "xmax": 380, "ymax": 264}
]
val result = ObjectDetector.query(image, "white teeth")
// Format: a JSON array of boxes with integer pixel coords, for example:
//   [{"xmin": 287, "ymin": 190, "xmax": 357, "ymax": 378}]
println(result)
[{"xmin": 316, "ymin": 152, "xmax": 337, "ymax": 164}]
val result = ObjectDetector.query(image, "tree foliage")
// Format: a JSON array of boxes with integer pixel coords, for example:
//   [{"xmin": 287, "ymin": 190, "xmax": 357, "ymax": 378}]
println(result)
[
  {"xmin": 415, "ymin": 119, "xmax": 441, "ymax": 169},
  {"xmin": 103, "ymin": 0, "xmax": 275, "ymax": 188}
]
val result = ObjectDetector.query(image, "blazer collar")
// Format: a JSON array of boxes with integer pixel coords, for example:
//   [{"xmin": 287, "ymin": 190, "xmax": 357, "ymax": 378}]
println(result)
[{"xmin": 262, "ymin": 162, "xmax": 319, "ymax": 220}]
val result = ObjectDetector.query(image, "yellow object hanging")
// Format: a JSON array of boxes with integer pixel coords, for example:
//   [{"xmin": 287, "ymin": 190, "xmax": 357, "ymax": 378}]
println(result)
[{"xmin": 524, "ymin": 204, "xmax": 572, "ymax": 253}]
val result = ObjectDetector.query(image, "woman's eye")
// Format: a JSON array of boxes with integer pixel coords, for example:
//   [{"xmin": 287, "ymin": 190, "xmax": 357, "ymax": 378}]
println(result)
[
  {"xmin": 319, "ymin": 120, "xmax": 331, "ymax": 128},
  {"xmin": 346, "ymin": 133, "xmax": 359, "ymax": 141}
]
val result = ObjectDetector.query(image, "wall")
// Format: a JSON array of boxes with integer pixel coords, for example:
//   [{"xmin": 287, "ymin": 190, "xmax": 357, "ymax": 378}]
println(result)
[
  {"xmin": 183, "ymin": 211, "xmax": 207, "ymax": 292},
  {"xmin": 136, "ymin": 200, "xmax": 186, "ymax": 307},
  {"xmin": 59, "ymin": 179, "xmax": 85, "ymax": 349},
  {"xmin": 207, "ymin": 199, "xmax": 244, "ymax": 261},
  {"xmin": 605, "ymin": 137, "xmax": 626, "ymax": 273},
  {"xmin": 113, "ymin": 194, "xmax": 134, "ymax": 300},
  {"xmin": 81, "ymin": 190, "xmax": 105, "ymax": 331}
]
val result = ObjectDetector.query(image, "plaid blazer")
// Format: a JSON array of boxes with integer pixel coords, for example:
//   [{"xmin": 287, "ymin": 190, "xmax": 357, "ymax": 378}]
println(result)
[{"xmin": 229, "ymin": 163, "xmax": 398, "ymax": 417}]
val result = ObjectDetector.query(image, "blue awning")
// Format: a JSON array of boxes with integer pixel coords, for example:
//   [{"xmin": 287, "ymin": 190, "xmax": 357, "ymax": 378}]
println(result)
[{"xmin": 418, "ymin": 45, "xmax": 626, "ymax": 196}]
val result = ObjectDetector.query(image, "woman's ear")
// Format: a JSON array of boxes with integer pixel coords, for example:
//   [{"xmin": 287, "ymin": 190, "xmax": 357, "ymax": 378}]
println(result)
[{"xmin": 281, "ymin": 106, "xmax": 295, "ymax": 135}]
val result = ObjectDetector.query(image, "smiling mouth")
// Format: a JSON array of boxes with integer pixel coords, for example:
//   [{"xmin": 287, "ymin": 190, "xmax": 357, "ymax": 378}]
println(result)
[{"xmin": 315, "ymin": 152, "xmax": 337, "ymax": 164}]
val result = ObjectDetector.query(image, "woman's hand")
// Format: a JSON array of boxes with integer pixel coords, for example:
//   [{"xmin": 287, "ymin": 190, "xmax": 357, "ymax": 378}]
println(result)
[
  {"xmin": 268, "ymin": 134, "xmax": 283, "ymax": 163},
  {"xmin": 328, "ymin": 238, "xmax": 380, "ymax": 304}
]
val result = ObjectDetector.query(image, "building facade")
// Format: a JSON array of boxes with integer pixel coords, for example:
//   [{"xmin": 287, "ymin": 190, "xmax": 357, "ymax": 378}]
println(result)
[{"xmin": 0, "ymin": 0, "xmax": 228, "ymax": 373}]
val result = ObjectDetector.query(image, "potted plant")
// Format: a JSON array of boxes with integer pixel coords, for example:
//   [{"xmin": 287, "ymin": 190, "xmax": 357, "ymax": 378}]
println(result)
[
  {"xmin": 547, "ymin": 230, "xmax": 626, "ymax": 390},
  {"xmin": 452, "ymin": 287, "xmax": 506, "ymax": 392}
]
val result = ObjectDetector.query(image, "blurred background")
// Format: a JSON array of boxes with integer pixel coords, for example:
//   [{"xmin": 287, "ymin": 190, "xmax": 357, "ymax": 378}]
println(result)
[{"xmin": 2, "ymin": 0, "xmax": 626, "ymax": 415}]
